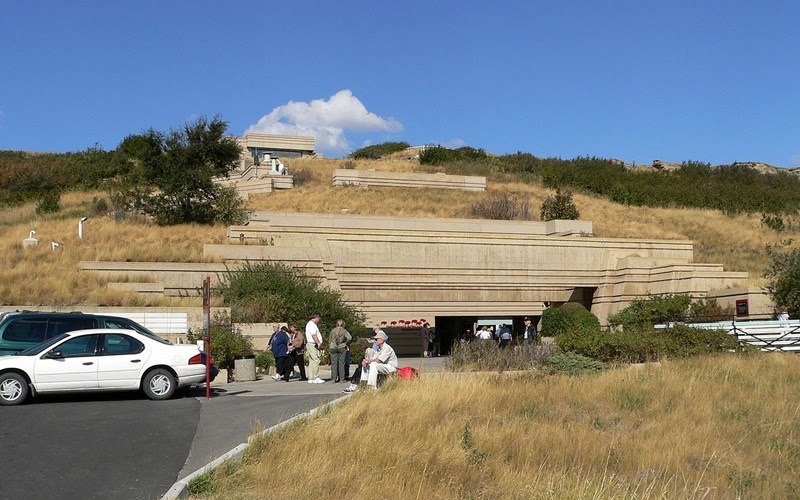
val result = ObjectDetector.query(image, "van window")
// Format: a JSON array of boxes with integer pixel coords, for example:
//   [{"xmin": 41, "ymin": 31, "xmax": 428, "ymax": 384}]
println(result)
[
  {"xmin": 3, "ymin": 319, "xmax": 48, "ymax": 343},
  {"xmin": 47, "ymin": 317, "xmax": 97, "ymax": 337}
]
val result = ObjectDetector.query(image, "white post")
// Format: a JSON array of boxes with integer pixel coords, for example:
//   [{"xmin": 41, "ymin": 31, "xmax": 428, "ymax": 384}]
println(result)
[{"xmin": 78, "ymin": 217, "xmax": 88, "ymax": 239}]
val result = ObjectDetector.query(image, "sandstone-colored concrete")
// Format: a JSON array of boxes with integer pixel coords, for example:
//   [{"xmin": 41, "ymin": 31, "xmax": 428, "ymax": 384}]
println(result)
[
  {"xmin": 332, "ymin": 168, "xmax": 486, "ymax": 191},
  {"xmin": 707, "ymin": 287, "xmax": 773, "ymax": 319},
  {"xmin": 83, "ymin": 212, "xmax": 749, "ymax": 325}
]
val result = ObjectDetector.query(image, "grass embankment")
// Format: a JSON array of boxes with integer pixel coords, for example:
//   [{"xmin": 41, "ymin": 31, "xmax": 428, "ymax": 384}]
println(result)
[
  {"xmin": 251, "ymin": 158, "xmax": 798, "ymax": 277},
  {"xmin": 0, "ymin": 191, "xmax": 225, "ymax": 306},
  {"xmin": 192, "ymin": 353, "xmax": 800, "ymax": 499},
  {"xmin": 2, "ymin": 155, "xmax": 795, "ymax": 305}
]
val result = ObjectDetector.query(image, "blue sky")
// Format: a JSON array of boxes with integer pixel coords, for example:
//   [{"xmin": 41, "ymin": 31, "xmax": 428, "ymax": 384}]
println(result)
[{"xmin": 1, "ymin": 1, "xmax": 798, "ymax": 165}]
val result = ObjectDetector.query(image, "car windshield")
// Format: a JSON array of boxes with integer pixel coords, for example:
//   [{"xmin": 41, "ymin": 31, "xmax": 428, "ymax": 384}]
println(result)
[
  {"xmin": 17, "ymin": 333, "xmax": 69, "ymax": 356},
  {"xmin": 129, "ymin": 325, "xmax": 172, "ymax": 345}
]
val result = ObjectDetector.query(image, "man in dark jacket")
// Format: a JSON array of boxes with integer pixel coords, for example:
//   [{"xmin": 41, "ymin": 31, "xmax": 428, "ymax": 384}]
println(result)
[
  {"xmin": 523, "ymin": 316, "xmax": 537, "ymax": 344},
  {"xmin": 271, "ymin": 326, "xmax": 291, "ymax": 381}
]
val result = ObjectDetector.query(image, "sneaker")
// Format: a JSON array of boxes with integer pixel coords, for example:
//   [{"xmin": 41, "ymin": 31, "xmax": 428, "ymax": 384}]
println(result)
[
  {"xmin": 314, "ymin": 378, "xmax": 325, "ymax": 384},
  {"xmin": 342, "ymin": 383, "xmax": 358, "ymax": 393},
  {"xmin": 272, "ymin": 374, "xmax": 281, "ymax": 380},
  {"xmin": 308, "ymin": 379, "xmax": 315, "ymax": 384}
]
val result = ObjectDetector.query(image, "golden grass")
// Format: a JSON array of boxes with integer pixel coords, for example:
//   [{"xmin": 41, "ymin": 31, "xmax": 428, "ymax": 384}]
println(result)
[
  {"xmin": 0, "ymin": 192, "xmax": 226, "ymax": 305},
  {"xmin": 251, "ymin": 158, "xmax": 798, "ymax": 277},
  {"xmin": 195, "ymin": 353, "xmax": 800, "ymax": 499},
  {"xmin": 1, "ymin": 157, "xmax": 793, "ymax": 305}
]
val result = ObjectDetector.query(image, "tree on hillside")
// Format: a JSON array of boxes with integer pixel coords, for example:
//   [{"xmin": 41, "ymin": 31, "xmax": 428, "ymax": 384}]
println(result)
[
  {"xmin": 112, "ymin": 116, "xmax": 246, "ymax": 225},
  {"xmin": 539, "ymin": 188, "xmax": 580, "ymax": 221},
  {"xmin": 764, "ymin": 241, "xmax": 800, "ymax": 318}
]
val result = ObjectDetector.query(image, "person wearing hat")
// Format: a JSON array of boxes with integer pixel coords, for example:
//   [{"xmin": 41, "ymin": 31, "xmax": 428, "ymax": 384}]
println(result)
[
  {"xmin": 359, "ymin": 331, "xmax": 398, "ymax": 388},
  {"xmin": 523, "ymin": 316, "xmax": 537, "ymax": 344}
]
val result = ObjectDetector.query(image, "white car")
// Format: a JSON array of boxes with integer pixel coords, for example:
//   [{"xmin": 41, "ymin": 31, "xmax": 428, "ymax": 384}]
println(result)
[{"xmin": 0, "ymin": 329, "xmax": 211, "ymax": 405}]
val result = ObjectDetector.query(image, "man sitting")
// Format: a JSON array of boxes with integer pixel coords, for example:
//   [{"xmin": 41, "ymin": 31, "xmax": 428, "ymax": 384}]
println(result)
[{"xmin": 358, "ymin": 331, "xmax": 397, "ymax": 389}]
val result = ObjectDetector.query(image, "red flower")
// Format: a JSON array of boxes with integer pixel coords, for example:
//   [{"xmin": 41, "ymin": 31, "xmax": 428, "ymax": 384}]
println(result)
[
  {"xmin": 380, "ymin": 321, "xmax": 387, "ymax": 325},
  {"xmin": 390, "ymin": 321, "xmax": 397, "ymax": 326}
]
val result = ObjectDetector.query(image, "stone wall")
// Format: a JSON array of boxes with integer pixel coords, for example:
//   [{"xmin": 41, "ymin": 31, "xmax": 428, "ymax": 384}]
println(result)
[
  {"xmin": 81, "ymin": 211, "xmax": 749, "ymax": 325},
  {"xmin": 332, "ymin": 169, "xmax": 486, "ymax": 191}
]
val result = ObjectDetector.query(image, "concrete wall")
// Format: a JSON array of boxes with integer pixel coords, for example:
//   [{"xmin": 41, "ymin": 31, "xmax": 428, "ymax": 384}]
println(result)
[
  {"xmin": 332, "ymin": 169, "xmax": 486, "ymax": 191},
  {"xmin": 81, "ymin": 212, "xmax": 749, "ymax": 325}
]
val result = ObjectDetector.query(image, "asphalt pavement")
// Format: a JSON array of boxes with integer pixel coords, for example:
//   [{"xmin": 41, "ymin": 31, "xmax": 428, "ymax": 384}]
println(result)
[{"xmin": 0, "ymin": 356, "xmax": 445, "ymax": 500}]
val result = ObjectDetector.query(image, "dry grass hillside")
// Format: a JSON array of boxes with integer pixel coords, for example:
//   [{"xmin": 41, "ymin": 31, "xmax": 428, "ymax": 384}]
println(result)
[
  {"xmin": 0, "ymin": 155, "xmax": 793, "ymax": 305},
  {"xmin": 254, "ymin": 157, "xmax": 795, "ymax": 277},
  {"xmin": 191, "ymin": 353, "xmax": 800, "ymax": 499}
]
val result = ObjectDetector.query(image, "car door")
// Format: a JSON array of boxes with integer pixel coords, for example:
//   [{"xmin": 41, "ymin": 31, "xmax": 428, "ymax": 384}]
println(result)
[
  {"xmin": 96, "ymin": 333, "xmax": 148, "ymax": 389},
  {"xmin": 33, "ymin": 334, "xmax": 100, "ymax": 391}
]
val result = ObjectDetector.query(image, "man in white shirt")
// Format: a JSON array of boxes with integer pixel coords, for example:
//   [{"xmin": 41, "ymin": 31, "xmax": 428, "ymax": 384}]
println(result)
[
  {"xmin": 305, "ymin": 313, "xmax": 324, "ymax": 384},
  {"xmin": 360, "ymin": 331, "xmax": 398, "ymax": 388}
]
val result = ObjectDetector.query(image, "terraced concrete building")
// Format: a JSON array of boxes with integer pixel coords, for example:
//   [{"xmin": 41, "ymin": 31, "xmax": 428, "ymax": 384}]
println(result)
[{"xmin": 83, "ymin": 212, "xmax": 749, "ymax": 354}]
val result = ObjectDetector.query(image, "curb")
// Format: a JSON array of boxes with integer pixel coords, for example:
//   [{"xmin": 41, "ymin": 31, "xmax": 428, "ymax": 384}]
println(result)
[{"xmin": 161, "ymin": 393, "xmax": 351, "ymax": 500}]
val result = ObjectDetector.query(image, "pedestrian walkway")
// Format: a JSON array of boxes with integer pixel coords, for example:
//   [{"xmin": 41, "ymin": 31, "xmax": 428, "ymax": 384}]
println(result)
[{"xmin": 178, "ymin": 357, "xmax": 447, "ymax": 479}]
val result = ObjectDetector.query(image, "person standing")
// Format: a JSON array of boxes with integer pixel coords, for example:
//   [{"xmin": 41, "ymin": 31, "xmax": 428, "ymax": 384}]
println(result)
[
  {"xmin": 266, "ymin": 324, "xmax": 281, "ymax": 380},
  {"xmin": 305, "ymin": 313, "xmax": 324, "ymax": 384},
  {"xmin": 498, "ymin": 323, "xmax": 512, "ymax": 348},
  {"xmin": 286, "ymin": 323, "xmax": 307, "ymax": 381},
  {"xmin": 523, "ymin": 316, "xmax": 537, "ymax": 344},
  {"xmin": 329, "ymin": 319, "xmax": 352, "ymax": 383},
  {"xmin": 271, "ymin": 326, "xmax": 291, "ymax": 382}
]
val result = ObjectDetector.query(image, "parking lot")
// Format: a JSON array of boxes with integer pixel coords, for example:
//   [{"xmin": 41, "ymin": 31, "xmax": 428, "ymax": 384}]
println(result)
[{"xmin": 0, "ymin": 384, "xmax": 342, "ymax": 500}]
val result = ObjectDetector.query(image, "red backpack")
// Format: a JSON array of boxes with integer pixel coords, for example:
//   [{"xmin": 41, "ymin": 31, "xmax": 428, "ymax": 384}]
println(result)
[{"xmin": 396, "ymin": 366, "xmax": 419, "ymax": 380}]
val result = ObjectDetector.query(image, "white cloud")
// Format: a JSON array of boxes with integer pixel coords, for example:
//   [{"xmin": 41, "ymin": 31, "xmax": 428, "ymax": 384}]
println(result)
[{"xmin": 245, "ymin": 89, "xmax": 402, "ymax": 154}]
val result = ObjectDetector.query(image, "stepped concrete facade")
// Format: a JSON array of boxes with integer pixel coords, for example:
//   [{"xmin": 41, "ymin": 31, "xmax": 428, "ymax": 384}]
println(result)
[
  {"xmin": 332, "ymin": 168, "xmax": 486, "ymax": 191},
  {"xmin": 82, "ymin": 211, "xmax": 749, "ymax": 354}
]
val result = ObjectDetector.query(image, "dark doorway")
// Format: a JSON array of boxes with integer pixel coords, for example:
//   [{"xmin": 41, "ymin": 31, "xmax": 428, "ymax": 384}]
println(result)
[{"xmin": 434, "ymin": 316, "xmax": 477, "ymax": 355}]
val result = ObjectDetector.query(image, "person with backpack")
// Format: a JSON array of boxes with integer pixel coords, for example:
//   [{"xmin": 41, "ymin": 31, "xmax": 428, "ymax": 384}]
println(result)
[{"xmin": 329, "ymin": 319, "xmax": 352, "ymax": 383}]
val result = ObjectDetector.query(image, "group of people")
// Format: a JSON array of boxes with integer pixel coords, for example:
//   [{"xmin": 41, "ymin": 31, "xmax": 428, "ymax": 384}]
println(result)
[
  {"xmin": 266, "ymin": 314, "xmax": 398, "ymax": 391},
  {"xmin": 470, "ymin": 316, "xmax": 538, "ymax": 347}
]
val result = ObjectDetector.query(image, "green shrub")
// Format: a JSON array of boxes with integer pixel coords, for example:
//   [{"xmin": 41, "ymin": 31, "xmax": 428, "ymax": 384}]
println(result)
[
  {"xmin": 764, "ymin": 241, "xmax": 800, "ymax": 318},
  {"xmin": 544, "ymin": 351, "xmax": 606, "ymax": 375},
  {"xmin": 214, "ymin": 185, "xmax": 249, "ymax": 225},
  {"xmin": 219, "ymin": 261, "xmax": 366, "ymax": 335},
  {"xmin": 540, "ymin": 303, "xmax": 600, "ymax": 338},
  {"xmin": 255, "ymin": 350, "xmax": 275, "ymax": 373},
  {"xmin": 35, "ymin": 191, "xmax": 61, "ymax": 214},
  {"xmin": 556, "ymin": 325, "xmax": 739, "ymax": 363},
  {"xmin": 761, "ymin": 213, "xmax": 786, "ymax": 232},
  {"xmin": 418, "ymin": 145, "xmax": 488, "ymax": 165},
  {"xmin": 90, "ymin": 196, "xmax": 110, "ymax": 216},
  {"xmin": 608, "ymin": 294, "xmax": 733, "ymax": 328},
  {"xmin": 539, "ymin": 188, "xmax": 579, "ymax": 221},
  {"xmin": 187, "ymin": 312, "xmax": 253, "ymax": 370},
  {"xmin": 350, "ymin": 141, "xmax": 410, "ymax": 159}
]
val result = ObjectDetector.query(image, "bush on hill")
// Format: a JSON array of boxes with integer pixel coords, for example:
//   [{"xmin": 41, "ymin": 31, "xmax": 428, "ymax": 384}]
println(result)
[
  {"xmin": 556, "ymin": 325, "xmax": 740, "ymax": 363},
  {"xmin": 540, "ymin": 188, "xmax": 579, "ymax": 220},
  {"xmin": 218, "ymin": 261, "xmax": 366, "ymax": 334},
  {"xmin": 764, "ymin": 241, "xmax": 800, "ymax": 318},
  {"xmin": 350, "ymin": 141, "xmax": 410, "ymax": 159},
  {"xmin": 0, "ymin": 147, "xmax": 121, "ymax": 206},
  {"xmin": 608, "ymin": 294, "xmax": 733, "ymax": 329},
  {"xmin": 540, "ymin": 302, "xmax": 600, "ymax": 337},
  {"xmin": 468, "ymin": 192, "xmax": 531, "ymax": 220},
  {"xmin": 112, "ymin": 116, "xmax": 246, "ymax": 225},
  {"xmin": 420, "ymin": 148, "xmax": 800, "ymax": 215}
]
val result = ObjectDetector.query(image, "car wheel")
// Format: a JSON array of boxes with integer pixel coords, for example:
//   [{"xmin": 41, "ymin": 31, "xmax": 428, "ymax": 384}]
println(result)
[
  {"xmin": 142, "ymin": 368, "xmax": 176, "ymax": 401},
  {"xmin": 0, "ymin": 372, "xmax": 29, "ymax": 406}
]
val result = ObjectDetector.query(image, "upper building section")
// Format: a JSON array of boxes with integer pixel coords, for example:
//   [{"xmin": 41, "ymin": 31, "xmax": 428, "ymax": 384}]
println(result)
[{"xmin": 236, "ymin": 133, "xmax": 317, "ymax": 167}]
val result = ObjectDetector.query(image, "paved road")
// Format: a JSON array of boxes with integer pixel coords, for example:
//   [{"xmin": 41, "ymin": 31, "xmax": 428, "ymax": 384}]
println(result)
[{"xmin": 0, "ymin": 386, "xmax": 340, "ymax": 500}]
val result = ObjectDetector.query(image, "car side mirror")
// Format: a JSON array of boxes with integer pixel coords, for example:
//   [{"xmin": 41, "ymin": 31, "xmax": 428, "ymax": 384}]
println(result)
[{"xmin": 45, "ymin": 350, "xmax": 63, "ymax": 359}]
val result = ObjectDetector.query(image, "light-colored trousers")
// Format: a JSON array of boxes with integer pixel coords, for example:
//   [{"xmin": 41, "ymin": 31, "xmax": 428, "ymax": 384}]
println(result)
[
  {"xmin": 360, "ymin": 362, "xmax": 397, "ymax": 388},
  {"xmin": 307, "ymin": 343, "xmax": 321, "ymax": 380}
]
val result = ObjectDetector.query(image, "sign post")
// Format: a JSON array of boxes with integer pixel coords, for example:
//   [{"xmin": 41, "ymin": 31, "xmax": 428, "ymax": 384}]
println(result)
[{"xmin": 202, "ymin": 276, "xmax": 211, "ymax": 399}]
